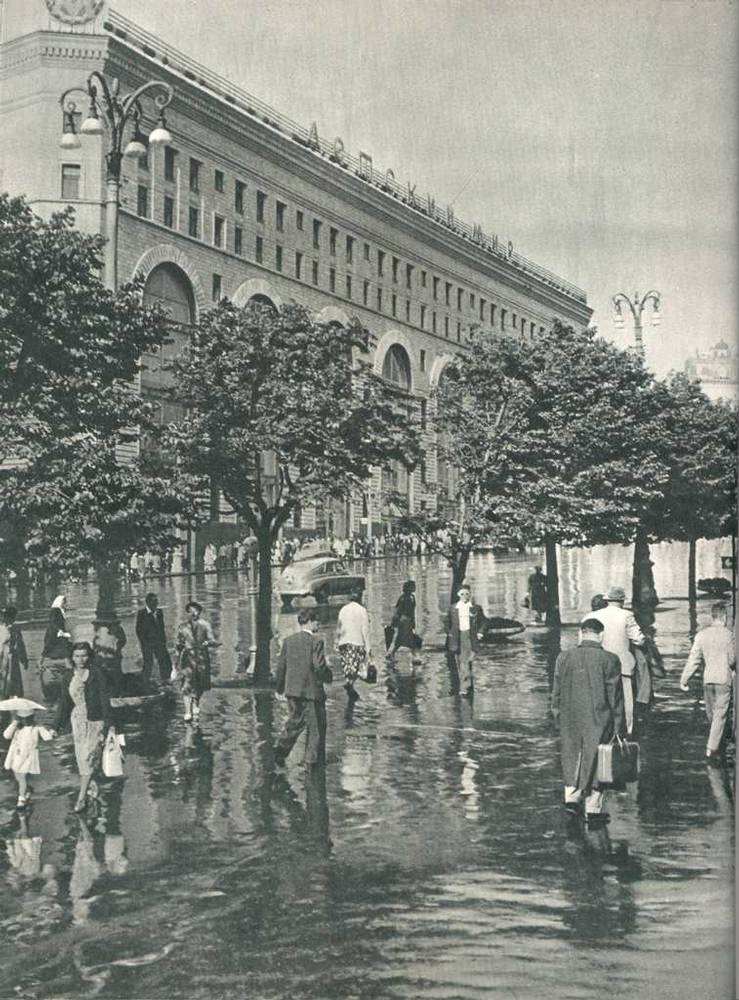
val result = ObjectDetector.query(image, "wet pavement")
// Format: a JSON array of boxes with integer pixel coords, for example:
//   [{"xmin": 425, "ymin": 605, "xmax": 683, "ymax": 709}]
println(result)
[{"xmin": 0, "ymin": 540, "xmax": 734, "ymax": 1000}]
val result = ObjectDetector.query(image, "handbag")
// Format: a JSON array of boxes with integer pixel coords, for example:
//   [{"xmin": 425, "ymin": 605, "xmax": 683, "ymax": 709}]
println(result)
[
  {"xmin": 362, "ymin": 655, "xmax": 378, "ymax": 684},
  {"xmin": 597, "ymin": 735, "xmax": 639, "ymax": 785},
  {"xmin": 102, "ymin": 727, "xmax": 126, "ymax": 778}
]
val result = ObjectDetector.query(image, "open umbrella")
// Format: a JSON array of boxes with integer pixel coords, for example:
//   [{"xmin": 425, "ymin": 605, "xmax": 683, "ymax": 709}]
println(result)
[{"xmin": 0, "ymin": 697, "xmax": 47, "ymax": 714}]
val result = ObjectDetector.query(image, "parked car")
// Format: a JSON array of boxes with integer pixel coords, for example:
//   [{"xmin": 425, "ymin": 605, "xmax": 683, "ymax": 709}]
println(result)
[{"xmin": 276, "ymin": 556, "xmax": 365, "ymax": 608}]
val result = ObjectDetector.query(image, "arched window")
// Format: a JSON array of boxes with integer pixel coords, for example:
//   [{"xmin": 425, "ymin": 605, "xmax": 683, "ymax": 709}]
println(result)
[
  {"xmin": 141, "ymin": 263, "xmax": 195, "ymax": 416},
  {"xmin": 246, "ymin": 293, "xmax": 278, "ymax": 316},
  {"xmin": 382, "ymin": 344, "xmax": 412, "ymax": 391}
]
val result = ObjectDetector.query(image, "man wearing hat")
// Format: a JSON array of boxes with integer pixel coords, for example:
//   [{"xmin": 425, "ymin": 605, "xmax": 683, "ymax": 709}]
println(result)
[
  {"xmin": 584, "ymin": 586, "xmax": 645, "ymax": 734},
  {"xmin": 174, "ymin": 601, "xmax": 219, "ymax": 723},
  {"xmin": 135, "ymin": 593, "xmax": 172, "ymax": 687}
]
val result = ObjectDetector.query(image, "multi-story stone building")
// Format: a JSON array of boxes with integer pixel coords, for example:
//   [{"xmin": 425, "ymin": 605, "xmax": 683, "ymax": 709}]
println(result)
[
  {"xmin": 0, "ymin": 0, "xmax": 592, "ymax": 553},
  {"xmin": 684, "ymin": 340, "xmax": 738, "ymax": 405}
]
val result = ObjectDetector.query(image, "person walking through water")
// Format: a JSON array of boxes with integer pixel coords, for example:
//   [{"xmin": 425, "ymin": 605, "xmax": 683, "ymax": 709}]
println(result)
[
  {"xmin": 680, "ymin": 602, "xmax": 736, "ymax": 765},
  {"xmin": 445, "ymin": 584, "xmax": 485, "ymax": 699},
  {"xmin": 386, "ymin": 580, "xmax": 419, "ymax": 659},
  {"xmin": 135, "ymin": 593, "xmax": 172, "ymax": 687},
  {"xmin": 41, "ymin": 595, "xmax": 72, "ymax": 668},
  {"xmin": 551, "ymin": 617, "xmax": 625, "ymax": 826},
  {"xmin": 584, "ymin": 585, "xmax": 645, "ymax": 735},
  {"xmin": 273, "ymin": 609, "xmax": 332, "ymax": 769},
  {"xmin": 335, "ymin": 587, "xmax": 371, "ymax": 704},
  {"xmin": 1, "ymin": 606, "xmax": 27, "ymax": 701},
  {"xmin": 528, "ymin": 566, "xmax": 548, "ymax": 623},
  {"xmin": 3, "ymin": 708, "xmax": 54, "ymax": 809},
  {"xmin": 174, "ymin": 601, "xmax": 219, "ymax": 723}
]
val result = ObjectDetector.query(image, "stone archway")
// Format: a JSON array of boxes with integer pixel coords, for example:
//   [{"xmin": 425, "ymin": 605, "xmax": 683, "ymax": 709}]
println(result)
[
  {"xmin": 428, "ymin": 352, "xmax": 457, "ymax": 389},
  {"xmin": 316, "ymin": 305, "xmax": 353, "ymax": 327},
  {"xmin": 232, "ymin": 277, "xmax": 284, "ymax": 310},
  {"xmin": 373, "ymin": 329, "xmax": 417, "ymax": 390},
  {"xmin": 133, "ymin": 244, "xmax": 207, "ymax": 319}
]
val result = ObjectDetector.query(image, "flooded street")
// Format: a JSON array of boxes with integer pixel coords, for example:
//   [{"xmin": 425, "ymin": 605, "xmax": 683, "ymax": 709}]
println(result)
[{"xmin": 0, "ymin": 540, "xmax": 734, "ymax": 1000}]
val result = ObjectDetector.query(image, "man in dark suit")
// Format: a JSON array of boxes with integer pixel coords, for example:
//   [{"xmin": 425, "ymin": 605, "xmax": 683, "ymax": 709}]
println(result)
[
  {"xmin": 135, "ymin": 593, "xmax": 172, "ymax": 685},
  {"xmin": 444, "ymin": 583, "xmax": 486, "ymax": 698},
  {"xmin": 273, "ymin": 609, "xmax": 332, "ymax": 768}
]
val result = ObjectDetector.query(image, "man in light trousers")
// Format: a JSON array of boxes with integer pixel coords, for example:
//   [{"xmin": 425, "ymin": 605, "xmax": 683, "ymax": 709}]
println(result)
[
  {"xmin": 584, "ymin": 585, "xmax": 645, "ymax": 734},
  {"xmin": 680, "ymin": 602, "xmax": 736, "ymax": 763}
]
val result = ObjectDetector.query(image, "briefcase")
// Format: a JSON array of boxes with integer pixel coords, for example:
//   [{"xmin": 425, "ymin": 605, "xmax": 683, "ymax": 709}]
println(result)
[{"xmin": 597, "ymin": 737, "xmax": 639, "ymax": 785}]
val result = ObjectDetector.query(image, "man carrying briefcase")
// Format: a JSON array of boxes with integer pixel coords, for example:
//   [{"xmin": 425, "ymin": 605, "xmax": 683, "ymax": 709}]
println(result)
[{"xmin": 551, "ymin": 617, "xmax": 626, "ymax": 825}]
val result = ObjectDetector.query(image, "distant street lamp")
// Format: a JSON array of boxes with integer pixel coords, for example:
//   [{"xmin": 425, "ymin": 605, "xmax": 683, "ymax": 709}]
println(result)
[
  {"xmin": 612, "ymin": 290, "xmax": 661, "ymax": 358},
  {"xmin": 59, "ymin": 72, "xmax": 173, "ymax": 290}
]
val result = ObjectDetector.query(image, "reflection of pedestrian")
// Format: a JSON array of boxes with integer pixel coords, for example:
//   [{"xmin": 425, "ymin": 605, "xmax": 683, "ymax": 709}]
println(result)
[
  {"xmin": 135, "ymin": 593, "xmax": 172, "ymax": 686},
  {"xmin": 445, "ymin": 584, "xmax": 485, "ymax": 698},
  {"xmin": 584, "ymin": 586, "xmax": 645, "ymax": 734},
  {"xmin": 174, "ymin": 601, "xmax": 219, "ymax": 723},
  {"xmin": 54, "ymin": 641, "xmax": 112, "ymax": 812},
  {"xmin": 528, "ymin": 566, "xmax": 547, "ymax": 623},
  {"xmin": 335, "ymin": 588, "xmax": 371, "ymax": 704},
  {"xmin": 551, "ymin": 618, "xmax": 625, "ymax": 825},
  {"xmin": 680, "ymin": 602, "xmax": 736, "ymax": 764},
  {"xmin": 274, "ymin": 609, "xmax": 332, "ymax": 768}
]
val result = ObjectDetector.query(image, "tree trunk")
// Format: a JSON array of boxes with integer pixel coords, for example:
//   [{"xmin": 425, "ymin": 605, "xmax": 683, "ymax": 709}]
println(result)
[
  {"xmin": 95, "ymin": 560, "xmax": 119, "ymax": 625},
  {"xmin": 544, "ymin": 536, "xmax": 561, "ymax": 627},
  {"xmin": 254, "ymin": 529, "xmax": 274, "ymax": 685},
  {"xmin": 449, "ymin": 545, "xmax": 471, "ymax": 606},
  {"xmin": 632, "ymin": 525, "xmax": 659, "ymax": 610}
]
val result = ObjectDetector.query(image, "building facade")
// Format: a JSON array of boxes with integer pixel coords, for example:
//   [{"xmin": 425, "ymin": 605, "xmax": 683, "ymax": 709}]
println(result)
[
  {"xmin": 0, "ymin": 0, "xmax": 592, "ymax": 548},
  {"xmin": 684, "ymin": 340, "xmax": 738, "ymax": 405}
]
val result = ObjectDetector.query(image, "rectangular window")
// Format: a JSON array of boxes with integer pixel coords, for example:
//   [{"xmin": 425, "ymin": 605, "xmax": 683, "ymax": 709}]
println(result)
[
  {"xmin": 313, "ymin": 218, "xmax": 322, "ymax": 249},
  {"xmin": 470, "ymin": 292, "xmax": 475, "ymax": 310},
  {"xmin": 60, "ymin": 164, "xmax": 80, "ymax": 200},
  {"xmin": 490, "ymin": 303, "xmax": 497, "ymax": 327},
  {"xmin": 501, "ymin": 308, "xmax": 507, "ymax": 330},
  {"xmin": 235, "ymin": 180, "xmax": 246, "ymax": 214},
  {"xmin": 256, "ymin": 190, "xmax": 266, "ymax": 223},
  {"xmin": 312, "ymin": 260, "xmax": 319, "ymax": 285},
  {"xmin": 420, "ymin": 304, "xmax": 426, "ymax": 328},
  {"xmin": 256, "ymin": 235, "xmax": 263, "ymax": 263},
  {"xmin": 392, "ymin": 257, "xmax": 399, "ymax": 283},
  {"xmin": 420, "ymin": 458, "xmax": 427, "ymax": 485},
  {"xmin": 363, "ymin": 279, "xmax": 369, "ymax": 305},
  {"xmin": 391, "ymin": 293, "xmax": 397, "ymax": 317},
  {"xmin": 346, "ymin": 235, "xmax": 354, "ymax": 263},
  {"xmin": 457, "ymin": 288, "xmax": 463, "ymax": 310},
  {"xmin": 188, "ymin": 206, "xmax": 199, "ymax": 238},
  {"xmin": 480, "ymin": 298, "xmax": 486, "ymax": 320},
  {"xmin": 377, "ymin": 250, "xmax": 385, "ymax": 277},
  {"xmin": 163, "ymin": 195, "xmax": 174, "ymax": 229},
  {"xmin": 432, "ymin": 312, "xmax": 437, "ymax": 334},
  {"xmin": 214, "ymin": 169, "xmax": 224, "ymax": 193},
  {"xmin": 164, "ymin": 147, "xmax": 176, "ymax": 182},
  {"xmin": 420, "ymin": 398, "xmax": 427, "ymax": 429},
  {"xmin": 329, "ymin": 227, "xmax": 338, "ymax": 256},
  {"xmin": 420, "ymin": 350, "xmax": 426, "ymax": 372},
  {"xmin": 329, "ymin": 267, "xmax": 336, "ymax": 292},
  {"xmin": 406, "ymin": 263, "xmax": 413, "ymax": 289},
  {"xmin": 276, "ymin": 245, "xmax": 283, "ymax": 272},
  {"xmin": 377, "ymin": 288, "xmax": 383, "ymax": 311},
  {"xmin": 456, "ymin": 321, "xmax": 462, "ymax": 342},
  {"xmin": 364, "ymin": 242, "xmax": 371, "ymax": 261},
  {"xmin": 445, "ymin": 282, "xmax": 452, "ymax": 306},
  {"xmin": 296, "ymin": 209, "xmax": 304, "ymax": 230},
  {"xmin": 540, "ymin": 325, "xmax": 545, "ymax": 336},
  {"xmin": 214, "ymin": 214, "xmax": 224, "ymax": 248},
  {"xmin": 513, "ymin": 313, "xmax": 517, "ymax": 329},
  {"xmin": 212, "ymin": 273, "xmax": 222, "ymax": 301},
  {"xmin": 295, "ymin": 250, "xmax": 303, "ymax": 279},
  {"xmin": 234, "ymin": 225, "xmax": 243, "ymax": 255},
  {"xmin": 445, "ymin": 316, "xmax": 450, "ymax": 337},
  {"xmin": 189, "ymin": 158, "xmax": 201, "ymax": 193},
  {"xmin": 405, "ymin": 299, "xmax": 411, "ymax": 322},
  {"xmin": 421, "ymin": 270, "xmax": 427, "ymax": 288},
  {"xmin": 433, "ymin": 276, "xmax": 440, "ymax": 300},
  {"xmin": 346, "ymin": 274, "xmax": 352, "ymax": 299},
  {"xmin": 276, "ymin": 201, "xmax": 286, "ymax": 232},
  {"xmin": 138, "ymin": 144, "xmax": 149, "ymax": 171},
  {"xmin": 136, "ymin": 184, "xmax": 149, "ymax": 218}
]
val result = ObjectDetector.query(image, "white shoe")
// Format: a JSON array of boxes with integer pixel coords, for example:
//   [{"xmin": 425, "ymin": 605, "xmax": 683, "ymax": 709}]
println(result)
[{"xmin": 183, "ymin": 713, "xmax": 192, "ymax": 723}]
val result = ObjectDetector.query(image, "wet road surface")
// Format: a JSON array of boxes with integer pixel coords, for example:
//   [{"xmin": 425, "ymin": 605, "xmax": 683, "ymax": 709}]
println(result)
[{"xmin": 0, "ymin": 541, "xmax": 734, "ymax": 999}]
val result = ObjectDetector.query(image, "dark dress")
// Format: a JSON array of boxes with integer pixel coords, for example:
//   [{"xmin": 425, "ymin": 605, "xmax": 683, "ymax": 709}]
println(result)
[
  {"xmin": 528, "ymin": 572, "xmax": 548, "ymax": 614},
  {"xmin": 392, "ymin": 593, "xmax": 417, "ymax": 649},
  {"xmin": 0, "ymin": 623, "xmax": 26, "ymax": 699},
  {"xmin": 42, "ymin": 608, "xmax": 71, "ymax": 661}
]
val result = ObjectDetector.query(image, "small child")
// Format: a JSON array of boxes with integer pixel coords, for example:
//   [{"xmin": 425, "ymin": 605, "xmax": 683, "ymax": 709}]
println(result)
[{"xmin": 3, "ymin": 709, "xmax": 54, "ymax": 808}]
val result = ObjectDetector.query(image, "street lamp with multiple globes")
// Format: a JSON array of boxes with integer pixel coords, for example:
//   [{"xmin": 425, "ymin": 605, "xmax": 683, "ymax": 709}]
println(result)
[
  {"xmin": 611, "ymin": 289, "xmax": 662, "ymax": 358},
  {"xmin": 59, "ymin": 71, "xmax": 173, "ymax": 290}
]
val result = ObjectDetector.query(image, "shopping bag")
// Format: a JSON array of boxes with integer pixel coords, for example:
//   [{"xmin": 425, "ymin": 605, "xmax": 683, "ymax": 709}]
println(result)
[
  {"xmin": 597, "ymin": 737, "xmax": 639, "ymax": 785},
  {"xmin": 102, "ymin": 728, "xmax": 125, "ymax": 778}
]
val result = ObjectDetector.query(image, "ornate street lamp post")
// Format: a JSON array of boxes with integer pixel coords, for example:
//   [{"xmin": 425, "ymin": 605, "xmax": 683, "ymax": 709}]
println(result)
[
  {"xmin": 612, "ymin": 289, "xmax": 662, "ymax": 358},
  {"xmin": 59, "ymin": 71, "xmax": 173, "ymax": 290}
]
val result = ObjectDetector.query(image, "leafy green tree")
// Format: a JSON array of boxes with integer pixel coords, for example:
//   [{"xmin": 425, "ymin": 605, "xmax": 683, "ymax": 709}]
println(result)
[
  {"xmin": 167, "ymin": 300, "xmax": 419, "ymax": 682},
  {"xmin": 0, "ymin": 194, "xmax": 195, "ymax": 615}
]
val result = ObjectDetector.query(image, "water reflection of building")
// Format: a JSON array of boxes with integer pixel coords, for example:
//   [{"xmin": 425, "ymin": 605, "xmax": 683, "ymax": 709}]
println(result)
[
  {"xmin": 684, "ymin": 340, "xmax": 738, "ymax": 404},
  {"xmin": 0, "ymin": 0, "xmax": 591, "ymax": 545}
]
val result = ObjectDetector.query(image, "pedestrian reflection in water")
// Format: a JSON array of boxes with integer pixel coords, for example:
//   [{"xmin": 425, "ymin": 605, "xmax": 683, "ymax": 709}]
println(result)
[{"xmin": 268, "ymin": 768, "xmax": 331, "ymax": 857}]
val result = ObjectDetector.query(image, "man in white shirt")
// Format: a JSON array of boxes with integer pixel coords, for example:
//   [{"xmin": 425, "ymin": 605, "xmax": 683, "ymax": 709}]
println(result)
[
  {"xmin": 680, "ymin": 602, "xmax": 736, "ymax": 763},
  {"xmin": 584, "ymin": 586, "xmax": 645, "ymax": 734},
  {"xmin": 445, "ymin": 584, "xmax": 485, "ymax": 698},
  {"xmin": 335, "ymin": 587, "xmax": 371, "ymax": 703}
]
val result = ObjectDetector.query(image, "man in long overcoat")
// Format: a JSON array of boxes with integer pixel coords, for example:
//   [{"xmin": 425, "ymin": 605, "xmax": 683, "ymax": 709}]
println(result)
[{"xmin": 551, "ymin": 617, "xmax": 625, "ymax": 822}]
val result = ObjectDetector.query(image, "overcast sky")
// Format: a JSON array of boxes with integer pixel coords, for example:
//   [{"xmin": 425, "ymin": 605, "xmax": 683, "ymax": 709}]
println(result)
[{"xmin": 115, "ymin": 0, "xmax": 737, "ymax": 375}]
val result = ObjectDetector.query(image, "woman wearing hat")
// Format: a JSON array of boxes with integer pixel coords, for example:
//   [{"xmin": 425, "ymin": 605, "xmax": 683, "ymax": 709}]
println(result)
[
  {"xmin": 174, "ymin": 602, "xmax": 220, "ymax": 723},
  {"xmin": 54, "ymin": 641, "xmax": 112, "ymax": 812}
]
